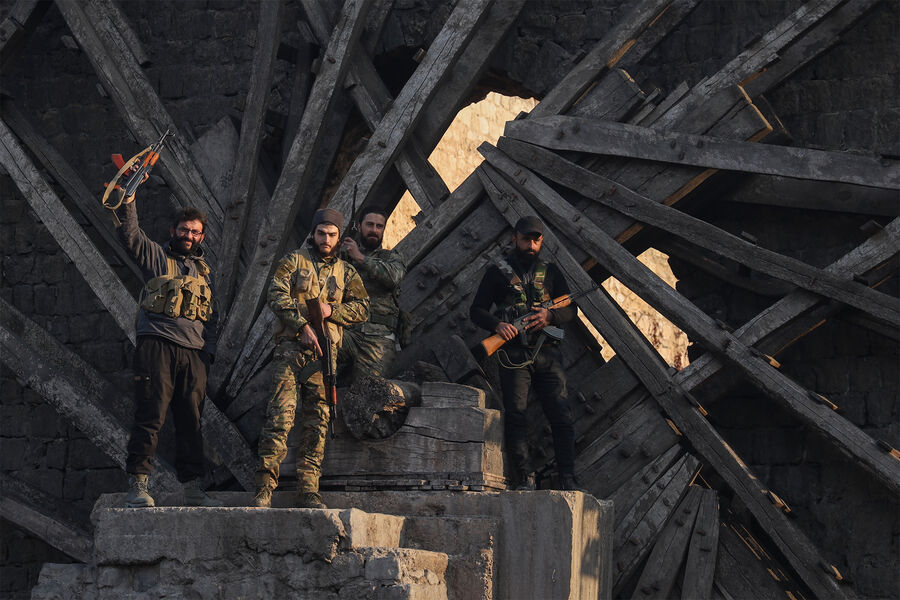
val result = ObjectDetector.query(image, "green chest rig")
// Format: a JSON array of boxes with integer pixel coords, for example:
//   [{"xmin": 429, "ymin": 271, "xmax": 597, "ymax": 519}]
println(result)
[{"xmin": 141, "ymin": 256, "xmax": 213, "ymax": 322}]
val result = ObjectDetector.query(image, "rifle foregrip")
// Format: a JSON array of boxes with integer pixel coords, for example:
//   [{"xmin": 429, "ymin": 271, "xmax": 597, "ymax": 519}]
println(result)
[{"xmin": 480, "ymin": 334, "xmax": 507, "ymax": 358}]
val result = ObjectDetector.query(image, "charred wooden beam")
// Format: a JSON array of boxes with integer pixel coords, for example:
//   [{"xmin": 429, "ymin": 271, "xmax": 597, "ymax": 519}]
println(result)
[
  {"xmin": 632, "ymin": 485, "xmax": 704, "ymax": 599},
  {"xmin": 530, "ymin": 0, "xmax": 679, "ymax": 118},
  {"xmin": 0, "ymin": 473, "xmax": 92, "ymax": 563},
  {"xmin": 743, "ymin": 0, "xmax": 881, "ymax": 98},
  {"xmin": 0, "ymin": 118, "xmax": 138, "ymax": 342},
  {"xmin": 495, "ymin": 138, "xmax": 900, "ymax": 325},
  {"xmin": 681, "ymin": 488, "xmax": 719, "ymax": 600},
  {"xmin": 481, "ymin": 143, "xmax": 900, "ymax": 494},
  {"xmin": 325, "ymin": 0, "xmax": 494, "ymax": 220},
  {"xmin": 55, "ymin": 0, "xmax": 223, "ymax": 258},
  {"xmin": 477, "ymin": 162, "xmax": 857, "ymax": 599},
  {"xmin": 217, "ymin": 0, "xmax": 285, "ymax": 311},
  {"xmin": 506, "ymin": 116, "xmax": 900, "ymax": 190},
  {"xmin": 0, "ymin": 97, "xmax": 143, "ymax": 283},
  {"xmin": 0, "ymin": 297, "xmax": 180, "ymax": 494},
  {"xmin": 727, "ymin": 174, "xmax": 900, "ymax": 217},
  {"xmin": 216, "ymin": 0, "xmax": 373, "ymax": 391},
  {"xmin": 302, "ymin": 0, "xmax": 449, "ymax": 211}
]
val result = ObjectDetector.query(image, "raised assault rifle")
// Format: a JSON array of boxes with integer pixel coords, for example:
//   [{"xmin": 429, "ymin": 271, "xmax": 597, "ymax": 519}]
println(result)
[
  {"xmin": 102, "ymin": 129, "xmax": 172, "ymax": 223},
  {"xmin": 305, "ymin": 299, "xmax": 338, "ymax": 439},
  {"xmin": 475, "ymin": 285, "xmax": 599, "ymax": 360}
]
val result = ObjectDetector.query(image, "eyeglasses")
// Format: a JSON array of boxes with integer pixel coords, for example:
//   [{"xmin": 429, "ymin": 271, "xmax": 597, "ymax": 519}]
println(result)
[{"xmin": 176, "ymin": 227, "xmax": 203, "ymax": 238}]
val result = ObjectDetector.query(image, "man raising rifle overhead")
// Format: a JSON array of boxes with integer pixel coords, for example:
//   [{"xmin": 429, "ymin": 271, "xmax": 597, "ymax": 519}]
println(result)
[
  {"xmin": 470, "ymin": 216, "xmax": 584, "ymax": 492},
  {"xmin": 253, "ymin": 208, "xmax": 369, "ymax": 509}
]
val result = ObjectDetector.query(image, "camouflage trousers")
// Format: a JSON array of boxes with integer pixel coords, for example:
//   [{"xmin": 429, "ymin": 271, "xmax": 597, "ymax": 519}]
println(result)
[
  {"xmin": 339, "ymin": 322, "xmax": 396, "ymax": 384},
  {"xmin": 255, "ymin": 341, "xmax": 330, "ymax": 493}
]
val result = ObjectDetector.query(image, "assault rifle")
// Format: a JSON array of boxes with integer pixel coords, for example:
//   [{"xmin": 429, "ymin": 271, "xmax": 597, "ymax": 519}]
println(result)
[
  {"xmin": 305, "ymin": 298, "xmax": 338, "ymax": 439},
  {"xmin": 474, "ymin": 284, "xmax": 599, "ymax": 360},
  {"xmin": 102, "ymin": 129, "xmax": 172, "ymax": 221}
]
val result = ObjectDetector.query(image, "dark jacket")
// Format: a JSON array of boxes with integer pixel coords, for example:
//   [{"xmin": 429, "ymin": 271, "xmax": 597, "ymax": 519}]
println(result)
[
  {"xmin": 470, "ymin": 253, "xmax": 576, "ymax": 340},
  {"xmin": 117, "ymin": 202, "xmax": 218, "ymax": 355}
]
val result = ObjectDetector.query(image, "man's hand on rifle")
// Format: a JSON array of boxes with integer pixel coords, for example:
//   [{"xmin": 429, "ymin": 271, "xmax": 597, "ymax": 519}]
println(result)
[
  {"xmin": 341, "ymin": 237, "xmax": 364, "ymax": 263},
  {"xmin": 123, "ymin": 165, "xmax": 149, "ymax": 203},
  {"xmin": 319, "ymin": 301, "xmax": 332, "ymax": 319},
  {"xmin": 523, "ymin": 307, "xmax": 552, "ymax": 332},
  {"xmin": 495, "ymin": 321, "xmax": 518, "ymax": 341},
  {"xmin": 300, "ymin": 323, "xmax": 323, "ymax": 357}
]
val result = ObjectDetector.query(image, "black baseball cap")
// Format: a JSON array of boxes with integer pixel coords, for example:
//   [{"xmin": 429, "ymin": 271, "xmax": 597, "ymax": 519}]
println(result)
[{"xmin": 514, "ymin": 216, "xmax": 543, "ymax": 236}]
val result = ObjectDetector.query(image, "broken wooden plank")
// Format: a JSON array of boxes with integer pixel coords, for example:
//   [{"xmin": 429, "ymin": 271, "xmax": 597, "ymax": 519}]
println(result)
[
  {"xmin": 506, "ymin": 116, "xmax": 900, "ymax": 189},
  {"xmin": 0, "ymin": 96, "xmax": 143, "ymax": 283},
  {"xmin": 727, "ymin": 174, "xmax": 900, "ymax": 217},
  {"xmin": 569, "ymin": 68, "xmax": 646, "ymax": 121},
  {"xmin": 478, "ymin": 161, "xmax": 857, "ymax": 600},
  {"xmin": 216, "ymin": 0, "xmax": 373, "ymax": 388},
  {"xmin": 0, "ymin": 297, "xmax": 180, "ymax": 494},
  {"xmin": 0, "ymin": 473, "xmax": 93, "ymax": 563},
  {"xmin": 302, "ymin": 0, "xmax": 448, "ymax": 211},
  {"xmin": 662, "ymin": 0, "xmax": 845, "ymax": 126},
  {"xmin": 91, "ymin": 0, "xmax": 149, "ymax": 67},
  {"xmin": 325, "ymin": 0, "xmax": 494, "ymax": 220},
  {"xmin": 495, "ymin": 137, "xmax": 900, "ymax": 325},
  {"xmin": 530, "ymin": 0, "xmax": 674, "ymax": 118},
  {"xmin": 614, "ymin": 454, "xmax": 700, "ymax": 592},
  {"xmin": 609, "ymin": 444, "xmax": 685, "ymax": 528},
  {"xmin": 681, "ymin": 488, "xmax": 720, "ymax": 600},
  {"xmin": 0, "ymin": 118, "xmax": 138, "ymax": 342},
  {"xmin": 481, "ymin": 143, "xmax": 900, "ymax": 493},
  {"xmin": 217, "ymin": 0, "xmax": 285, "ymax": 310},
  {"xmin": 55, "ymin": 0, "xmax": 223, "ymax": 255},
  {"xmin": 632, "ymin": 485, "xmax": 703, "ymax": 599},
  {"xmin": 676, "ymin": 218, "xmax": 900, "ymax": 395},
  {"xmin": 743, "ymin": 0, "xmax": 881, "ymax": 98},
  {"xmin": 713, "ymin": 520, "xmax": 797, "ymax": 600}
]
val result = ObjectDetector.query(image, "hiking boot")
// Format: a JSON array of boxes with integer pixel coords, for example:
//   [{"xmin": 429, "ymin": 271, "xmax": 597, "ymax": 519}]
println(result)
[
  {"xmin": 125, "ymin": 474, "xmax": 155, "ymax": 508},
  {"xmin": 296, "ymin": 491, "xmax": 327, "ymax": 509},
  {"xmin": 512, "ymin": 472, "xmax": 536, "ymax": 491},
  {"xmin": 252, "ymin": 487, "xmax": 273, "ymax": 508},
  {"xmin": 183, "ymin": 479, "xmax": 223, "ymax": 507},
  {"xmin": 559, "ymin": 474, "xmax": 589, "ymax": 494}
]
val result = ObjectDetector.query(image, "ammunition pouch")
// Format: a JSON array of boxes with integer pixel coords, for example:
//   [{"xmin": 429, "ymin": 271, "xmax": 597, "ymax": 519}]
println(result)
[{"xmin": 140, "ymin": 258, "xmax": 212, "ymax": 322}]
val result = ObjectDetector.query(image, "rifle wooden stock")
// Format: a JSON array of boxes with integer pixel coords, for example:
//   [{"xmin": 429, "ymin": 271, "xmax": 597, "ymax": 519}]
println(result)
[{"xmin": 475, "ymin": 293, "xmax": 574, "ymax": 359}]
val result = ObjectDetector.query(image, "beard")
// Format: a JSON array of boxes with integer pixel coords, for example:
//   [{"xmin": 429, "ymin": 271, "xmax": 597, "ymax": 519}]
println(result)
[
  {"xmin": 170, "ymin": 235, "xmax": 195, "ymax": 255},
  {"xmin": 309, "ymin": 237, "xmax": 338, "ymax": 257},
  {"xmin": 360, "ymin": 232, "xmax": 382, "ymax": 251},
  {"xmin": 513, "ymin": 246, "xmax": 539, "ymax": 268}
]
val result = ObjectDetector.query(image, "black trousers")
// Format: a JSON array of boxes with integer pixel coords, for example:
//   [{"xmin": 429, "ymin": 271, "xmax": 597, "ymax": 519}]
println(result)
[
  {"xmin": 126, "ymin": 336, "xmax": 206, "ymax": 482},
  {"xmin": 498, "ymin": 344, "xmax": 575, "ymax": 479}
]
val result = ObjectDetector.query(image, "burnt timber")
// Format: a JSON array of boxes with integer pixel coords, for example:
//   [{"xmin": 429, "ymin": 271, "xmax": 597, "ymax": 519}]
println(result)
[{"xmin": 0, "ymin": 0, "xmax": 897, "ymax": 598}]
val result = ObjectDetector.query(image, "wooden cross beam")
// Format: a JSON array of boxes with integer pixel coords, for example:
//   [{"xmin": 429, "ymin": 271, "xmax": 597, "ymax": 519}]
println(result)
[
  {"xmin": 726, "ymin": 175, "xmax": 900, "ymax": 217},
  {"xmin": 0, "ymin": 118, "xmax": 139, "ymax": 342},
  {"xmin": 216, "ymin": 0, "xmax": 285, "ymax": 310},
  {"xmin": 0, "ymin": 0, "xmax": 50, "ymax": 71},
  {"xmin": 215, "ymin": 0, "xmax": 373, "ymax": 392},
  {"xmin": 681, "ymin": 488, "xmax": 720, "ymax": 599},
  {"xmin": 505, "ymin": 116, "xmax": 900, "ymax": 190},
  {"xmin": 0, "ymin": 472, "xmax": 92, "ymax": 563},
  {"xmin": 301, "ymin": 0, "xmax": 449, "ymax": 212},
  {"xmin": 495, "ymin": 137, "xmax": 900, "ymax": 325},
  {"xmin": 0, "ymin": 97, "xmax": 143, "ymax": 283},
  {"xmin": 55, "ymin": 0, "xmax": 222, "ymax": 262},
  {"xmin": 481, "ymin": 143, "xmax": 900, "ymax": 497},
  {"xmin": 324, "ymin": 0, "xmax": 494, "ymax": 220},
  {"xmin": 0, "ymin": 297, "xmax": 181, "ymax": 495},
  {"xmin": 476, "ymin": 162, "xmax": 856, "ymax": 600}
]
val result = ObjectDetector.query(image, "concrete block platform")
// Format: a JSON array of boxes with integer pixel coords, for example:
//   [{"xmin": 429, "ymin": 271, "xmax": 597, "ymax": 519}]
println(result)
[{"xmin": 32, "ymin": 490, "xmax": 612, "ymax": 600}]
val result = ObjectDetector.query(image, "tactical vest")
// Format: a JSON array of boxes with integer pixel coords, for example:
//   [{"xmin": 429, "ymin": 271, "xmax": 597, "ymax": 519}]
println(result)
[
  {"xmin": 495, "ymin": 257, "xmax": 550, "ymax": 321},
  {"xmin": 140, "ymin": 257, "xmax": 213, "ymax": 322},
  {"xmin": 289, "ymin": 249, "xmax": 347, "ymax": 346}
]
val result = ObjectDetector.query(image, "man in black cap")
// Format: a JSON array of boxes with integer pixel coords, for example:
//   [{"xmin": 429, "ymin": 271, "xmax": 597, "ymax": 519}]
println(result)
[
  {"xmin": 470, "ymin": 216, "xmax": 581, "ymax": 491},
  {"xmin": 253, "ymin": 208, "xmax": 369, "ymax": 508}
]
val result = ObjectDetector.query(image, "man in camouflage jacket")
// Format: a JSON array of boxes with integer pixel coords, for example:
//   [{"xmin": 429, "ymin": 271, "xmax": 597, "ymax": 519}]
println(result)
[
  {"xmin": 339, "ymin": 206, "xmax": 406, "ymax": 383},
  {"xmin": 254, "ymin": 208, "xmax": 369, "ymax": 509}
]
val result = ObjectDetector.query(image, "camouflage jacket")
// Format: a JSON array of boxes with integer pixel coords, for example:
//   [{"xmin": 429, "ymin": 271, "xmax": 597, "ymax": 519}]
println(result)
[
  {"xmin": 349, "ymin": 246, "xmax": 405, "ymax": 330},
  {"xmin": 268, "ymin": 246, "xmax": 369, "ymax": 345}
]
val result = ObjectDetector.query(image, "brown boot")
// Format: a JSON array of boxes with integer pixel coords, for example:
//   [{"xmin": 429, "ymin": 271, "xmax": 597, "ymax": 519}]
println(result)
[
  {"xmin": 296, "ymin": 491, "xmax": 327, "ymax": 509},
  {"xmin": 252, "ymin": 486, "xmax": 274, "ymax": 508}
]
